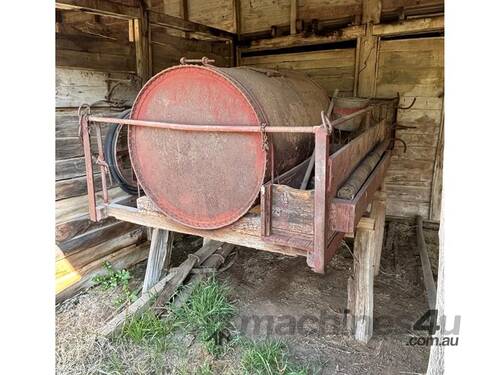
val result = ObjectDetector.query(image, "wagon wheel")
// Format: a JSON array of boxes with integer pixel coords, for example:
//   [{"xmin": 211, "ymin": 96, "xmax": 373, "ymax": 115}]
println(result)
[{"xmin": 104, "ymin": 109, "xmax": 142, "ymax": 195}]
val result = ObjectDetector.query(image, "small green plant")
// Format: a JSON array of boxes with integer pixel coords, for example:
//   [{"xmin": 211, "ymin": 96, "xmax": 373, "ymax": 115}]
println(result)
[
  {"xmin": 240, "ymin": 339, "xmax": 309, "ymax": 375},
  {"xmin": 121, "ymin": 310, "xmax": 173, "ymax": 350},
  {"xmin": 173, "ymin": 277, "xmax": 235, "ymax": 355},
  {"xmin": 93, "ymin": 261, "xmax": 138, "ymax": 306},
  {"xmin": 93, "ymin": 261, "xmax": 131, "ymax": 289}
]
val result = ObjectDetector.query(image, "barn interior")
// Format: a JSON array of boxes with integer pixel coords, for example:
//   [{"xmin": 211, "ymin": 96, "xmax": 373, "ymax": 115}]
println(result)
[{"xmin": 55, "ymin": 0, "xmax": 444, "ymax": 373}]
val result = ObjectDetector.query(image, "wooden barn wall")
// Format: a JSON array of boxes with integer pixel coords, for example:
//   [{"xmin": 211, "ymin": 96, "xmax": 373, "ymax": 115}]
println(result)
[
  {"xmin": 240, "ymin": 36, "xmax": 443, "ymax": 220},
  {"xmin": 55, "ymin": 13, "xmax": 147, "ymax": 301},
  {"xmin": 55, "ymin": 10, "xmax": 233, "ymax": 302},
  {"xmin": 241, "ymin": 48, "xmax": 356, "ymax": 96},
  {"xmin": 375, "ymin": 36, "xmax": 444, "ymax": 219},
  {"xmin": 151, "ymin": 26, "xmax": 232, "ymax": 73},
  {"xmin": 240, "ymin": 0, "xmax": 362, "ymax": 34},
  {"xmin": 151, "ymin": 0, "xmax": 443, "ymax": 34},
  {"xmin": 55, "ymin": 67, "xmax": 148, "ymax": 302}
]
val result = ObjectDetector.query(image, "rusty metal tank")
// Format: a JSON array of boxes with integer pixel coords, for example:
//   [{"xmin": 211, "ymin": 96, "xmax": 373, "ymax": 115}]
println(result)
[{"xmin": 129, "ymin": 64, "xmax": 329, "ymax": 229}]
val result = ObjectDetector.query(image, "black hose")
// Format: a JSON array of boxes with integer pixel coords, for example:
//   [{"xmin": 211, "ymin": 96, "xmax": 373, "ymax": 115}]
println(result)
[{"xmin": 104, "ymin": 109, "xmax": 142, "ymax": 195}]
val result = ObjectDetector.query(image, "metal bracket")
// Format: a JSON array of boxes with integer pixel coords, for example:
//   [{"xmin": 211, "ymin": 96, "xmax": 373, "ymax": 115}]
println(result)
[{"xmin": 179, "ymin": 56, "xmax": 215, "ymax": 66}]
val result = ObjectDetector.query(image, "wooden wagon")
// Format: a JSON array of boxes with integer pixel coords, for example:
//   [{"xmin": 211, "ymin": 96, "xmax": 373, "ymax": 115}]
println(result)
[{"xmin": 79, "ymin": 97, "xmax": 398, "ymax": 342}]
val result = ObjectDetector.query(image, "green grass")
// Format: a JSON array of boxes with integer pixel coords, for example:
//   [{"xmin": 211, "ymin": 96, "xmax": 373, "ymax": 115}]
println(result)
[
  {"xmin": 195, "ymin": 361, "xmax": 214, "ymax": 375},
  {"xmin": 121, "ymin": 310, "xmax": 173, "ymax": 351},
  {"xmin": 172, "ymin": 276, "xmax": 236, "ymax": 355},
  {"xmin": 240, "ymin": 340, "xmax": 309, "ymax": 375}
]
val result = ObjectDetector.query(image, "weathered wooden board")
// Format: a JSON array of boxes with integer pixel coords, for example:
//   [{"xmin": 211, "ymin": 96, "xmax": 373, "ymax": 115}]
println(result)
[
  {"xmin": 375, "ymin": 37, "xmax": 443, "ymax": 218},
  {"xmin": 239, "ymin": 0, "xmax": 361, "ymax": 34},
  {"xmin": 56, "ymin": 173, "xmax": 118, "ymax": 200},
  {"xmin": 58, "ymin": 221, "xmax": 141, "ymax": 256},
  {"xmin": 56, "ymin": 186, "xmax": 128, "ymax": 224},
  {"xmin": 56, "ymin": 46, "xmax": 135, "ymax": 73},
  {"xmin": 241, "ymin": 48, "xmax": 356, "ymax": 96},
  {"xmin": 55, "ymin": 68, "xmax": 138, "ymax": 108},
  {"xmin": 151, "ymin": 28, "xmax": 231, "ymax": 73},
  {"xmin": 56, "ymin": 242, "xmax": 149, "ymax": 303},
  {"xmin": 56, "ymin": 228, "xmax": 145, "ymax": 271}
]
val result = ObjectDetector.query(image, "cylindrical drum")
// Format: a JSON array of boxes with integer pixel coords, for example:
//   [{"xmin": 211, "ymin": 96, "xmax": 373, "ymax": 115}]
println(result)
[
  {"xmin": 129, "ymin": 64, "xmax": 329, "ymax": 229},
  {"xmin": 332, "ymin": 97, "xmax": 369, "ymax": 131}
]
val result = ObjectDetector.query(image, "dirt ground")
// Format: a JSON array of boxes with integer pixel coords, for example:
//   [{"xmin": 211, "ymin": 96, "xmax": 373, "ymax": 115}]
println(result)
[{"xmin": 56, "ymin": 219, "xmax": 439, "ymax": 374}]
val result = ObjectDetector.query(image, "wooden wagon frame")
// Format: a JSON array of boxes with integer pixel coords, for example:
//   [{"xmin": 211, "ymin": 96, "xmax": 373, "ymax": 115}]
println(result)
[{"xmin": 78, "ymin": 97, "xmax": 398, "ymax": 342}]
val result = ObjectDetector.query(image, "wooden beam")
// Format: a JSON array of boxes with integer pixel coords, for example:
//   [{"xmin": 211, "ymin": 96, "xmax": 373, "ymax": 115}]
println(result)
[
  {"xmin": 102, "ymin": 241, "xmax": 220, "ymax": 337},
  {"xmin": 233, "ymin": 0, "xmax": 241, "ymax": 35},
  {"xmin": 105, "ymin": 201, "xmax": 308, "ymax": 257},
  {"xmin": 429, "ymin": 97, "xmax": 444, "ymax": 221},
  {"xmin": 181, "ymin": 0, "xmax": 190, "ymax": 38},
  {"xmin": 347, "ymin": 218, "xmax": 376, "ymax": 343},
  {"xmin": 356, "ymin": 24, "xmax": 379, "ymax": 97},
  {"xmin": 149, "ymin": 10, "xmax": 235, "ymax": 40},
  {"xmin": 243, "ymin": 25, "xmax": 365, "ymax": 52},
  {"xmin": 372, "ymin": 16, "xmax": 444, "ymax": 36},
  {"xmin": 133, "ymin": 12, "xmax": 150, "ymax": 85},
  {"xmin": 362, "ymin": 0, "xmax": 381, "ymax": 24},
  {"xmin": 416, "ymin": 215, "xmax": 437, "ymax": 309},
  {"xmin": 55, "ymin": 0, "xmax": 140, "ymax": 19},
  {"xmin": 370, "ymin": 189, "xmax": 386, "ymax": 276},
  {"xmin": 290, "ymin": 0, "xmax": 297, "ymax": 35},
  {"xmin": 142, "ymin": 229, "xmax": 173, "ymax": 294},
  {"xmin": 97, "ymin": 271, "xmax": 176, "ymax": 340}
]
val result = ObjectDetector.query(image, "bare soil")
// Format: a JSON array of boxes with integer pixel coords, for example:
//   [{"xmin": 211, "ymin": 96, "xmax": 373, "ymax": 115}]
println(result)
[{"xmin": 56, "ymin": 220, "xmax": 439, "ymax": 374}]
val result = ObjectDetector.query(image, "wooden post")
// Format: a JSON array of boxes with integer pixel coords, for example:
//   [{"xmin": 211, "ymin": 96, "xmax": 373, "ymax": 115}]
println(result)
[
  {"xmin": 142, "ymin": 228, "xmax": 173, "ymax": 294},
  {"xmin": 347, "ymin": 217, "xmax": 376, "ymax": 343},
  {"xmin": 308, "ymin": 127, "xmax": 330, "ymax": 273},
  {"xmin": 362, "ymin": 0, "xmax": 381, "ymax": 24},
  {"xmin": 429, "ymin": 97, "xmax": 444, "ymax": 221},
  {"xmin": 416, "ymin": 215, "xmax": 437, "ymax": 309},
  {"xmin": 181, "ymin": 0, "xmax": 190, "ymax": 38},
  {"xmin": 370, "ymin": 189, "xmax": 386, "ymax": 276},
  {"xmin": 356, "ymin": 24, "xmax": 379, "ymax": 97},
  {"xmin": 232, "ymin": 0, "xmax": 241, "ymax": 66},
  {"xmin": 133, "ymin": 4, "xmax": 150, "ymax": 86},
  {"xmin": 290, "ymin": 0, "xmax": 297, "ymax": 35}
]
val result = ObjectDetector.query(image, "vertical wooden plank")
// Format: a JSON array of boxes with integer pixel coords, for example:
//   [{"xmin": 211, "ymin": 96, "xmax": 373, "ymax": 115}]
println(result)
[
  {"xmin": 357, "ymin": 25, "xmax": 379, "ymax": 97},
  {"xmin": 429, "ymin": 98, "xmax": 444, "ymax": 221},
  {"xmin": 290, "ymin": 0, "xmax": 297, "ymax": 35},
  {"xmin": 307, "ymin": 127, "xmax": 330, "ymax": 273},
  {"xmin": 370, "ymin": 189, "xmax": 386, "ymax": 276},
  {"xmin": 348, "ymin": 222, "xmax": 376, "ymax": 343},
  {"xmin": 163, "ymin": 231, "xmax": 174, "ymax": 271},
  {"xmin": 133, "ymin": 5, "xmax": 150, "ymax": 86},
  {"xmin": 181, "ymin": 0, "xmax": 190, "ymax": 38},
  {"xmin": 416, "ymin": 215, "xmax": 437, "ymax": 309},
  {"xmin": 353, "ymin": 37, "xmax": 361, "ymax": 95},
  {"xmin": 233, "ymin": 0, "xmax": 241, "ymax": 35},
  {"xmin": 142, "ymin": 228, "xmax": 172, "ymax": 294},
  {"xmin": 362, "ymin": 0, "xmax": 382, "ymax": 24}
]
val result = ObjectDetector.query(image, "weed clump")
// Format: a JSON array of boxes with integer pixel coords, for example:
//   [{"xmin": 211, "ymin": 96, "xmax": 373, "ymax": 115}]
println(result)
[
  {"xmin": 240, "ymin": 339, "xmax": 309, "ymax": 375},
  {"xmin": 173, "ymin": 276, "xmax": 236, "ymax": 355}
]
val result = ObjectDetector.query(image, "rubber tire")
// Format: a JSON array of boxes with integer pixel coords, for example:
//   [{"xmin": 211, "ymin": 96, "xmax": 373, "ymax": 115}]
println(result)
[{"xmin": 104, "ymin": 109, "xmax": 141, "ymax": 195}]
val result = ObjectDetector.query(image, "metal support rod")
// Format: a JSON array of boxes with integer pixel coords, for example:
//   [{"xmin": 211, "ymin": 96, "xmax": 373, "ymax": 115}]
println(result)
[
  {"xmin": 88, "ymin": 116, "xmax": 320, "ymax": 134},
  {"xmin": 87, "ymin": 106, "xmax": 372, "ymax": 134},
  {"xmin": 94, "ymin": 124, "xmax": 109, "ymax": 203},
  {"xmin": 80, "ymin": 115, "xmax": 98, "ymax": 222}
]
